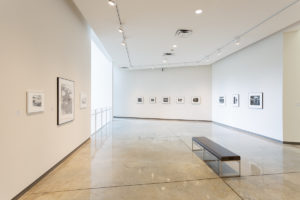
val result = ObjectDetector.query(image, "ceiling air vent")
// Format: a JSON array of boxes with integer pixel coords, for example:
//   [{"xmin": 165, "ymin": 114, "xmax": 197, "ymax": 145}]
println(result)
[
  {"xmin": 163, "ymin": 52, "xmax": 174, "ymax": 56},
  {"xmin": 175, "ymin": 29, "xmax": 193, "ymax": 38},
  {"xmin": 120, "ymin": 66, "xmax": 129, "ymax": 70}
]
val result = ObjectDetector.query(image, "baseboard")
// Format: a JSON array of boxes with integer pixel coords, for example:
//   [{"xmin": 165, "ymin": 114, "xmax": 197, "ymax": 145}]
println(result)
[
  {"xmin": 12, "ymin": 137, "xmax": 90, "ymax": 200},
  {"xmin": 113, "ymin": 116, "xmax": 212, "ymax": 122},
  {"xmin": 283, "ymin": 141, "xmax": 300, "ymax": 145},
  {"xmin": 212, "ymin": 121, "xmax": 284, "ymax": 144}
]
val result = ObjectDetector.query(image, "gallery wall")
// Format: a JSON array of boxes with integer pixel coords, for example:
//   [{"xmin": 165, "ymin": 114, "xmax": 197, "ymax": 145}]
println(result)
[
  {"xmin": 113, "ymin": 66, "xmax": 212, "ymax": 121},
  {"xmin": 212, "ymin": 32, "xmax": 283, "ymax": 141},
  {"xmin": 283, "ymin": 29, "xmax": 300, "ymax": 143},
  {"xmin": 0, "ymin": 0, "xmax": 91, "ymax": 199}
]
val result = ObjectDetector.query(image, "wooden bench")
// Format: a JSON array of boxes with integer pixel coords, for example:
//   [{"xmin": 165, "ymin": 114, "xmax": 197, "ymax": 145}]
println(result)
[{"xmin": 192, "ymin": 137, "xmax": 241, "ymax": 177}]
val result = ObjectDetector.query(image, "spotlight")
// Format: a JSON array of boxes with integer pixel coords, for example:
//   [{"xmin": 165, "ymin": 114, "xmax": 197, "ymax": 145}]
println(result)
[
  {"xmin": 108, "ymin": 0, "xmax": 116, "ymax": 6},
  {"xmin": 118, "ymin": 27, "xmax": 124, "ymax": 33},
  {"xmin": 235, "ymin": 37, "xmax": 241, "ymax": 46}
]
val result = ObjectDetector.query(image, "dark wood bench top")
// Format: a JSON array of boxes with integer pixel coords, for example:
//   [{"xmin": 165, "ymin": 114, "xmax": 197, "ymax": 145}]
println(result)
[{"xmin": 192, "ymin": 137, "xmax": 240, "ymax": 161}]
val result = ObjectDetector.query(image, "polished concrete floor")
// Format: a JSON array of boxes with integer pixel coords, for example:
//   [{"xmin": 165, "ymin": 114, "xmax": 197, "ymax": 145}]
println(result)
[{"xmin": 20, "ymin": 119, "xmax": 300, "ymax": 200}]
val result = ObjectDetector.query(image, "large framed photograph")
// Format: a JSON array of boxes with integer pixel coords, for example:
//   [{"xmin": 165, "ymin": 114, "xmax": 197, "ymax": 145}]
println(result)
[
  {"xmin": 137, "ymin": 97, "xmax": 144, "ymax": 104},
  {"xmin": 249, "ymin": 92, "xmax": 263, "ymax": 109},
  {"xmin": 27, "ymin": 91, "xmax": 45, "ymax": 114},
  {"xmin": 176, "ymin": 97, "xmax": 185, "ymax": 104},
  {"xmin": 162, "ymin": 97, "xmax": 170, "ymax": 104},
  {"xmin": 149, "ymin": 97, "xmax": 156, "ymax": 104},
  {"xmin": 191, "ymin": 96, "xmax": 201, "ymax": 105},
  {"xmin": 232, "ymin": 94, "xmax": 239, "ymax": 107},
  {"xmin": 80, "ymin": 93, "xmax": 88, "ymax": 109},
  {"xmin": 218, "ymin": 96, "xmax": 226, "ymax": 106},
  {"xmin": 57, "ymin": 77, "xmax": 75, "ymax": 125}
]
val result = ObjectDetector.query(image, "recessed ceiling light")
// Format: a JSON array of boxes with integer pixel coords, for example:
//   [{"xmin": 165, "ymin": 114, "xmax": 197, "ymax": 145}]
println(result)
[
  {"xmin": 172, "ymin": 44, "xmax": 177, "ymax": 48},
  {"xmin": 195, "ymin": 9, "xmax": 203, "ymax": 15},
  {"xmin": 162, "ymin": 59, "xmax": 167, "ymax": 63},
  {"xmin": 121, "ymin": 41, "xmax": 126, "ymax": 46},
  {"xmin": 108, "ymin": 0, "xmax": 116, "ymax": 6},
  {"xmin": 217, "ymin": 49, "xmax": 222, "ymax": 56}
]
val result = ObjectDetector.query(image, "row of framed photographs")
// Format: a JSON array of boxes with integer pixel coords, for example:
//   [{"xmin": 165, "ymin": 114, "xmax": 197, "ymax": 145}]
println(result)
[
  {"xmin": 137, "ymin": 96, "xmax": 201, "ymax": 104},
  {"xmin": 26, "ymin": 77, "xmax": 88, "ymax": 125},
  {"xmin": 218, "ymin": 92, "xmax": 263, "ymax": 109}
]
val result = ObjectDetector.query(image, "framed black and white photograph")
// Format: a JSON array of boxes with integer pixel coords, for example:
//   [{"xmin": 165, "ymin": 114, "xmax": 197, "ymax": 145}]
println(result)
[
  {"xmin": 149, "ymin": 97, "xmax": 156, "ymax": 104},
  {"xmin": 176, "ymin": 97, "xmax": 185, "ymax": 104},
  {"xmin": 232, "ymin": 94, "xmax": 239, "ymax": 107},
  {"xmin": 57, "ymin": 77, "xmax": 75, "ymax": 125},
  {"xmin": 137, "ymin": 97, "xmax": 144, "ymax": 104},
  {"xmin": 80, "ymin": 93, "xmax": 88, "ymax": 109},
  {"xmin": 162, "ymin": 97, "xmax": 170, "ymax": 104},
  {"xmin": 249, "ymin": 92, "xmax": 263, "ymax": 109},
  {"xmin": 27, "ymin": 91, "xmax": 45, "ymax": 114},
  {"xmin": 218, "ymin": 96, "xmax": 226, "ymax": 105},
  {"xmin": 191, "ymin": 96, "xmax": 201, "ymax": 105}
]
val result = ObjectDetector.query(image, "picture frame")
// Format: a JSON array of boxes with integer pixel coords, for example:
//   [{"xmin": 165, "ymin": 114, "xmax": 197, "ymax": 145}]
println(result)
[
  {"xmin": 218, "ymin": 96, "xmax": 226, "ymax": 105},
  {"xmin": 80, "ymin": 93, "xmax": 88, "ymax": 109},
  {"xmin": 149, "ymin": 97, "xmax": 156, "ymax": 104},
  {"xmin": 176, "ymin": 97, "xmax": 185, "ymax": 104},
  {"xmin": 249, "ymin": 92, "xmax": 263, "ymax": 109},
  {"xmin": 162, "ymin": 97, "xmax": 170, "ymax": 104},
  {"xmin": 232, "ymin": 94, "xmax": 239, "ymax": 107},
  {"xmin": 137, "ymin": 97, "xmax": 144, "ymax": 104},
  {"xmin": 191, "ymin": 96, "xmax": 201, "ymax": 105},
  {"xmin": 27, "ymin": 91, "xmax": 45, "ymax": 114},
  {"xmin": 57, "ymin": 77, "xmax": 75, "ymax": 125}
]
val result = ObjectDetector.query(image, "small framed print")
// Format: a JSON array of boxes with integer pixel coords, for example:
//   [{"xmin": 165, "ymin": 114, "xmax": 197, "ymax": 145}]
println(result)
[
  {"xmin": 232, "ymin": 94, "xmax": 239, "ymax": 107},
  {"xmin": 57, "ymin": 77, "xmax": 75, "ymax": 125},
  {"xmin": 162, "ymin": 97, "xmax": 170, "ymax": 104},
  {"xmin": 137, "ymin": 97, "xmax": 144, "ymax": 104},
  {"xmin": 149, "ymin": 97, "xmax": 156, "ymax": 104},
  {"xmin": 249, "ymin": 92, "xmax": 263, "ymax": 109},
  {"xmin": 218, "ymin": 96, "xmax": 226, "ymax": 105},
  {"xmin": 80, "ymin": 93, "xmax": 88, "ymax": 109},
  {"xmin": 191, "ymin": 96, "xmax": 201, "ymax": 105},
  {"xmin": 27, "ymin": 91, "xmax": 45, "ymax": 114},
  {"xmin": 176, "ymin": 97, "xmax": 185, "ymax": 104}
]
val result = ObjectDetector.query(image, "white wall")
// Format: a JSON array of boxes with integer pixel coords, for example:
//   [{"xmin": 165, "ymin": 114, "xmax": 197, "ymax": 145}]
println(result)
[
  {"xmin": 0, "ymin": 1, "xmax": 91, "ymax": 199},
  {"xmin": 283, "ymin": 30, "xmax": 300, "ymax": 143},
  {"xmin": 113, "ymin": 66, "xmax": 212, "ymax": 121},
  {"xmin": 212, "ymin": 33, "xmax": 283, "ymax": 141}
]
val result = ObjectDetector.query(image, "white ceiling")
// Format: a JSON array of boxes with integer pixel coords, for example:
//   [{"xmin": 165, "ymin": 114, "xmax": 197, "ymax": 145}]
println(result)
[{"xmin": 73, "ymin": 0, "xmax": 300, "ymax": 70}]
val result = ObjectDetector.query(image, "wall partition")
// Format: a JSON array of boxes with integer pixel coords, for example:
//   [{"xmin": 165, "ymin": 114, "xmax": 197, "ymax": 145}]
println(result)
[{"xmin": 91, "ymin": 36, "xmax": 113, "ymax": 134}]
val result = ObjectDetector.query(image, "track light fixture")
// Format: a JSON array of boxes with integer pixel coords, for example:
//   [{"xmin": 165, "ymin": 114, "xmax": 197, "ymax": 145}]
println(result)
[{"xmin": 108, "ymin": 0, "xmax": 116, "ymax": 6}]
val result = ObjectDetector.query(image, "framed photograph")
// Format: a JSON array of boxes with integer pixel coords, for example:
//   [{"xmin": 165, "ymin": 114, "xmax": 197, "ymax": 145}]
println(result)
[
  {"xmin": 27, "ymin": 91, "xmax": 45, "ymax": 114},
  {"xmin": 80, "ymin": 93, "xmax": 88, "ymax": 109},
  {"xmin": 137, "ymin": 97, "xmax": 144, "ymax": 104},
  {"xmin": 232, "ymin": 94, "xmax": 239, "ymax": 107},
  {"xmin": 162, "ymin": 97, "xmax": 170, "ymax": 104},
  {"xmin": 176, "ymin": 97, "xmax": 185, "ymax": 104},
  {"xmin": 249, "ymin": 92, "xmax": 263, "ymax": 109},
  {"xmin": 149, "ymin": 97, "xmax": 156, "ymax": 104},
  {"xmin": 191, "ymin": 96, "xmax": 201, "ymax": 105},
  {"xmin": 218, "ymin": 96, "xmax": 226, "ymax": 105},
  {"xmin": 57, "ymin": 77, "xmax": 75, "ymax": 125}
]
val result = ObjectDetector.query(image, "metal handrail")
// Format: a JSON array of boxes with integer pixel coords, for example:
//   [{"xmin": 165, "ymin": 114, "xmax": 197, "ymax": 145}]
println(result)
[{"xmin": 91, "ymin": 106, "xmax": 113, "ymax": 135}]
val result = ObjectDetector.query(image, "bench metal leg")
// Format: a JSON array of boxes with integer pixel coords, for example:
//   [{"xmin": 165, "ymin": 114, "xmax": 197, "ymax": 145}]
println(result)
[{"xmin": 219, "ymin": 161, "xmax": 222, "ymax": 177}]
